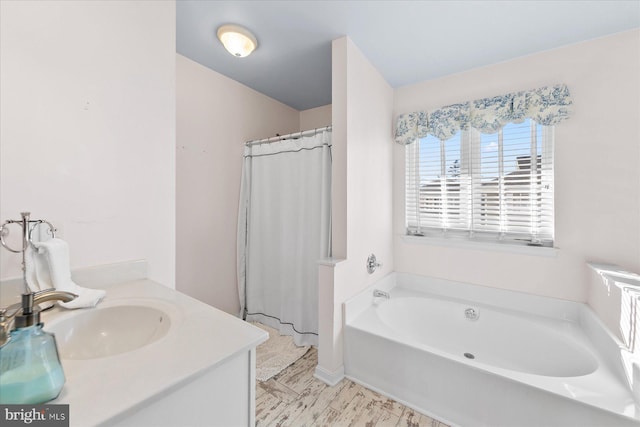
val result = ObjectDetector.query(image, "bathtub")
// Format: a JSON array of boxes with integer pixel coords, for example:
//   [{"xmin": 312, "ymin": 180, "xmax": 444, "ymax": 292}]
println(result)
[{"xmin": 344, "ymin": 273, "xmax": 640, "ymax": 427}]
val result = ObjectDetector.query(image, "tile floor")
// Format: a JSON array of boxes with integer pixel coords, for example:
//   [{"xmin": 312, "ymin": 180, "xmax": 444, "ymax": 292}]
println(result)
[{"xmin": 255, "ymin": 347, "xmax": 450, "ymax": 427}]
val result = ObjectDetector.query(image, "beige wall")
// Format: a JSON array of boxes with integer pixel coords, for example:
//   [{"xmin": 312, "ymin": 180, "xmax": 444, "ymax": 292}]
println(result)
[
  {"xmin": 393, "ymin": 29, "xmax": 640, "ymax": 302},
  {"xmin": 300, "ymin": 105, "xmax": 332, "ymax": 130},
  {"xmin": 0, "ymin": 1, "xmax": 176, "ymax": 287},
  {"xmin": 176, "ymin": 54, "xmax": 300, "ymax": 315},
  {"xmin": 317, "ymin": 37, "xmax": 394, "ymax": 377}
]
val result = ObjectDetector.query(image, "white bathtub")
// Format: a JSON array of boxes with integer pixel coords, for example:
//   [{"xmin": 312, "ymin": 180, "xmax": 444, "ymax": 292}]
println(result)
[{"xmin": 344, "ymin": 273, "xmax": 640, "ymax": 427}]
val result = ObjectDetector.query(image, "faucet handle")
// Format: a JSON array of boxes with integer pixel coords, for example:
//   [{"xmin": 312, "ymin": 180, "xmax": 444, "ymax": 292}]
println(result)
[{"xmin": 366, "ymin": 254, "xmax": 382, "ymax": 274}]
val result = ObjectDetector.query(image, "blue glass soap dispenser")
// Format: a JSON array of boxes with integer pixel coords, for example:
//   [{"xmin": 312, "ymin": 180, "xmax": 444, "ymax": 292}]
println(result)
[{"xmin": 0, "ymin": 291, "xmax": 74, "ymax": 404}]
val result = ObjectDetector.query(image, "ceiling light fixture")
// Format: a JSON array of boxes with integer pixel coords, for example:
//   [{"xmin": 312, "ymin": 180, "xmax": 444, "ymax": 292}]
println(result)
[{"xmin": 217, "ymin": 24, "xmax": 258, "ymax": 58}]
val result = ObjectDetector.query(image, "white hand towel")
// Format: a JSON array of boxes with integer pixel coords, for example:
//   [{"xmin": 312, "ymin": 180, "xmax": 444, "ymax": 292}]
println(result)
[
  {"xmin": 31, "ymin": 238, "xmax": 106, "ymax": 309},
  {"xmin": 25, "ymin": 244, "xmax": 45, "ymax": 292}
]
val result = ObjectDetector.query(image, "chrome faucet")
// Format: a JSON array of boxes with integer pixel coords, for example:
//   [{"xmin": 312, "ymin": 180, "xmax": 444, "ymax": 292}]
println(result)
[
  {"xmin": 0, "ymin": 289, "xmax": 77, "ymax": 348},
  {"xmin": 373, "ymin": 289, "xmax": 390, "ymax": 299},
  {"xmin": 366, "ymin": 254, "xmax": 383, "ymax": 274}
]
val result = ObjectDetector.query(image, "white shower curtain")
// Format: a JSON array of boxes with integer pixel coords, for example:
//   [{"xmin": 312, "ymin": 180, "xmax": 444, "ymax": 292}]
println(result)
[{"xmin": 237, "ymin": 129, "xmax": 331, "ymax": 346}]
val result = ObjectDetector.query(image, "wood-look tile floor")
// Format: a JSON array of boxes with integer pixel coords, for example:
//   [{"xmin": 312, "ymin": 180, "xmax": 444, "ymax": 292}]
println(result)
[{"xmin": 256, "ymin": 347, "xmax": 450, "ymax": 427}]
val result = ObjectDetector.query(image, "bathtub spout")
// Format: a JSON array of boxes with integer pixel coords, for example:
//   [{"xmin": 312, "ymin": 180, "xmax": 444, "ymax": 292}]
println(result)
[{"xmin": 373, "ymin": 289, "xmax": 390, "ymax": 299}]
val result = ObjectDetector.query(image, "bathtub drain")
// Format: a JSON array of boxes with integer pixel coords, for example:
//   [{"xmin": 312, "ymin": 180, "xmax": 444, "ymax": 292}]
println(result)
[
  {"xmin": 464, "ymin": 353, "xmax": 475, "ymax": 359},
  {"xmin": 464, "ymin": 308, "xmax": 479, "ymax": 320}
]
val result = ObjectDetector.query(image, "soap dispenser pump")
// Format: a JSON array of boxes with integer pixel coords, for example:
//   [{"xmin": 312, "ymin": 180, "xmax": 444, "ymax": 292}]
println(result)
[{"xmin": 0, "ymin": 290, "xmax": 76, "ymax": 404}]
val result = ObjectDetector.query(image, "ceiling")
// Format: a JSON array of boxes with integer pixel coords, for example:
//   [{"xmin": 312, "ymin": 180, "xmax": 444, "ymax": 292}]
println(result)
[{"xmin": 176, "ymin": 1, "xmax": 640, "ymax": 111}]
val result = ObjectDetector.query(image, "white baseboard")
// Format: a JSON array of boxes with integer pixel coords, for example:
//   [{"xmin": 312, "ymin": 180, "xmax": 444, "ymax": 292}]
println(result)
[{"xmin": 314, "ymin": 365, "xmax": 345, "ymax": 386}]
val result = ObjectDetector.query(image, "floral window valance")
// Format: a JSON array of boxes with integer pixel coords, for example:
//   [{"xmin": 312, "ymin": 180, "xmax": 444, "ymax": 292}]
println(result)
[{"xmin": 395, "ymin": 84, "xmax": 573, "ymax": 144}]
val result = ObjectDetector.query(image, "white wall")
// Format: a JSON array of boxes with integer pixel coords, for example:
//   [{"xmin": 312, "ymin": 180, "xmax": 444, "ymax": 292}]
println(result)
[
  {"xmin": 300, "ymin": 105, "xmax": 332, "ymax": 130},
  {"xmin": 393, "ymin": 29, "xmax": 640, "ymax": 302},
  {"xmin": 317, "ymin": 37, "xmax": 394, "ymax": 377},
  {"xmin": 340, "ymin": 37, "xmax": 394, "ymax": 301},
  {"xmin": 176, "ymin": 54, "xmax": 300, "ymax": 315},
  {"xmin": 0, "ymin": 1, "xmax": 176, "ymax": 287}
]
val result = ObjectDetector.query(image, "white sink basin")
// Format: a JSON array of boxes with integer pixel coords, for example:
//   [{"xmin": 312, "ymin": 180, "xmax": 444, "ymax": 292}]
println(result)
[{"xmin": 47, "ymin": 305, "xmax": 171, "ymax": 359}]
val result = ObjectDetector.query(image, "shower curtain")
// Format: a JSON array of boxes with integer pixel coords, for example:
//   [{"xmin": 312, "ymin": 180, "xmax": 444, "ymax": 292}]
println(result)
[{"xmin": 237, "ymin": 129, "xmax": 331, "ymax": 346}]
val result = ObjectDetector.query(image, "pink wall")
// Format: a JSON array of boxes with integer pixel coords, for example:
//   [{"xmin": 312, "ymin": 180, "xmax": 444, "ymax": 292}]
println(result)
[
  {"xmin": 393, "ymin": 29, "xmax": 640, "ymax": 302},
  {"xmin": 176, "ymin": 54, "xmax": 300, "ymax": 315},
  {"xmin": 0, "ymin": 1, "xmax": 176, "ymax": 287},
  {"xmin": 300, "ymin": 105, "xmax": 332, "ymax": 130}
]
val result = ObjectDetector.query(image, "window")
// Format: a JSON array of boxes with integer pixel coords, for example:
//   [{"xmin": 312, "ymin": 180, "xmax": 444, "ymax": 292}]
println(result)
[{"xmin": 405, "ymin": 119, "xmax": 554, "ymax": 247}]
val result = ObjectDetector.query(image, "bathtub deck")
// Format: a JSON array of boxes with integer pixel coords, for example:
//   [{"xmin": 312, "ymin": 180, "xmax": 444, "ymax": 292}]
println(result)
[{"xmin": 255, "ymin": 347, "xmax": 449, "ymax": 427}]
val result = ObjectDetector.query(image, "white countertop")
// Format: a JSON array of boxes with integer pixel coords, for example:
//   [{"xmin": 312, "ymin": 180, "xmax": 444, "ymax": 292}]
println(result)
[{"xmin": 44, "ymin": 279, "xmax": 268, "ymax": 426}]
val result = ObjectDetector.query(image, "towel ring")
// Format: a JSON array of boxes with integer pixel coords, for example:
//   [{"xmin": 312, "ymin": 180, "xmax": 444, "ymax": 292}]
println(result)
[
  {"xmin": 27, "ymin": 220, "xmax": 57, "ymax": 243},
  {"xmin": 0, "ymin": 217, "xmax": 57, "ymax": 253},
  {"xmin": 0, "ymin": 221, "xmax": 22, "ymax": 253},
  {"xmin": 0, "ymin": 212, "xmax": 57, "ymax": 295}
]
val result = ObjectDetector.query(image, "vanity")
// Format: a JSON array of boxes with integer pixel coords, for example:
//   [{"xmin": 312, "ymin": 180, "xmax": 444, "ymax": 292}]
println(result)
[{"xmin": 1, "ymin": 262, "xmax": 268, "ymax": 427}]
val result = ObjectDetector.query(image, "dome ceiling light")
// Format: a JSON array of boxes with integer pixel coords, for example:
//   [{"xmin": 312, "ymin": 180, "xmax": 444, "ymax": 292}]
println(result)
[{"xmin": 217, "ymin": 24, "xmax": 258, "ymax": 58}]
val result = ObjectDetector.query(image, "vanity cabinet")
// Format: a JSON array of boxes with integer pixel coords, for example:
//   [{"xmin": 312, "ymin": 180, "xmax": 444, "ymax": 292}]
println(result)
[
  {"xmin": 108, "ymin": 350, "xmax": 257, "ymax": 427},
  {"xmin": 42, "ymin": 276, "xmax": 267, "ymax": 427}
]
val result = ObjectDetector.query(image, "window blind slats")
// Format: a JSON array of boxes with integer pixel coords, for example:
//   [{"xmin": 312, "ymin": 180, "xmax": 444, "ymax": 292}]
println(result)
[{"xmin": 406, "ymin": 119, "xmax": 554, "ymax": 246}]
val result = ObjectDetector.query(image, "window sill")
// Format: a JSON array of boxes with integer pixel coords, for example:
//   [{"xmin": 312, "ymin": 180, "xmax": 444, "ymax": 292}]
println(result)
[{"xmin": 400, "ymin": 234, "xmax": 558, "ymax": 258}]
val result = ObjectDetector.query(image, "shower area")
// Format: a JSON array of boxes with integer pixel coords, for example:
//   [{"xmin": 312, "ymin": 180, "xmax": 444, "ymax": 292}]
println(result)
[{"xmin": 237, "ymin": 127, "xmax": 332, "ymax": 346}]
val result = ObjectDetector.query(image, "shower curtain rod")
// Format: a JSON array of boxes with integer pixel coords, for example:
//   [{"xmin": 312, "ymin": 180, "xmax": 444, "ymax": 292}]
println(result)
[{"xmin": 245, "ymin": 125, "xmax": 332, "ymax": 146}]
